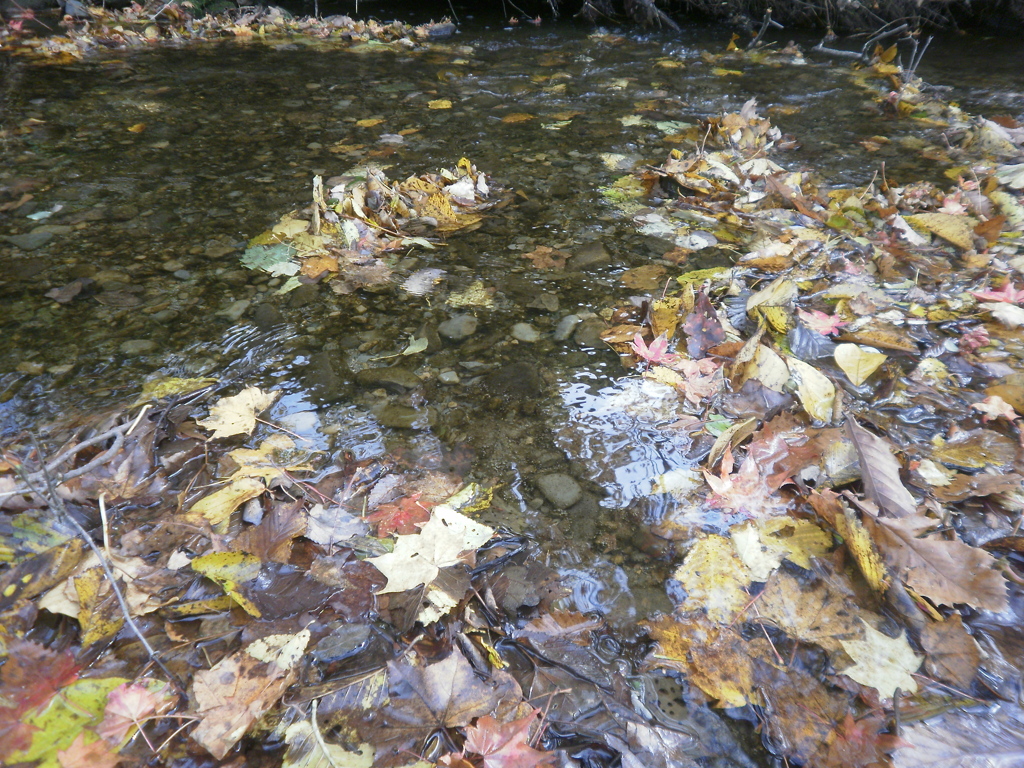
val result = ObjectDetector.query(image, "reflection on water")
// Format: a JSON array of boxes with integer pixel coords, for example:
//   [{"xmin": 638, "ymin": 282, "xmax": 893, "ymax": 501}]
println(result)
[{"xmin": 556, "ymin": 375, "xmax": 695, "ymax": 508}]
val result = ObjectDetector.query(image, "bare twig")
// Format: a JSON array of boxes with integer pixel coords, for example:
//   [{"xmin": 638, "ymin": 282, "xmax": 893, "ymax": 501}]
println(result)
[
  {"xmin": 904, "ymin": 34, "xmax": 932, "ymax": 81},
  {"xmin": 310, "ymin": 699, "xmax": 343, "ymax": 768},
  {"xmin": 859, "ymin": 22, "xmax": 909, "ymax": 59},
  {"xmin": 748, "ymin": 10, "xmax": 783, "ymax": 49}
]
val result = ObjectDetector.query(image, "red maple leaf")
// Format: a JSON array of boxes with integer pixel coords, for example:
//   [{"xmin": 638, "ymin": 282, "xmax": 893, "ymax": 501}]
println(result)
[
  {"xmin": 629, "ymin": 333, "xmax": 678, "ymax": 366},
  {"xmin": 363, "ymin": 492, "xmax": 432, "ymax": 536},
  {"xmin": 0, "ymin": 640, "xmax": 80, "ymax": 761},
  {"xmin": 56, "ymin": 732, "xmax": 121, "ymax": 768},
  {"xmin": 824, "ymin": 714, "xmax": 909, "ymax": 767},
  {"xmin": 970, "ymin": 282, "xmax": 1024, "ymax": 304},
  {"xmin": 0, "ymin": 640, "xmax": 80, "ymax": 714},
  {"xmin": 798, "ymin": 308, "xmax": 846, "ymax": 335},
  {"xmin": 98, "ymin": 681, "xmax": 173, "ymax": 744},
  {"xmin": 464, "ymin": 710, "xmax": 554, "ymax": 768}
]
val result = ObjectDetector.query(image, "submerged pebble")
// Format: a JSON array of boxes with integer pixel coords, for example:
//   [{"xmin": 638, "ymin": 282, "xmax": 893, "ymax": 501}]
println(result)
[
  {"xmin": 511, "ymin": 322, "xmax": 541, "ymax": 342},
  {"xmin": 439, "ymin": 314, "xmax": 478, "ymax": 340},
  {"xmin": 119, "ymin": 339, "xmax": 157, "ymax": 355},
  {"xmin": 553, "ymin": 314, "xmax": 581, "ymax": 341},
  {"xmin": 535, "ymin": 472, "xmax": 583, "ymax": 509}
]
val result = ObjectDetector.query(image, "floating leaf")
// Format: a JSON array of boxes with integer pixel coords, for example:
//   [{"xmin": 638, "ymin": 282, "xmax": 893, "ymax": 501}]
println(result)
[{"xmin": 197, "ymin": 387, "xmax": 279, "ymax": 439}]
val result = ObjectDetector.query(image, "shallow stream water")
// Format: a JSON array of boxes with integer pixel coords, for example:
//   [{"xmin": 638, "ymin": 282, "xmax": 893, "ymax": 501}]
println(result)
[{"xmin": 1, "ymin": 19, "xmax": 1023, "ymax": 760}]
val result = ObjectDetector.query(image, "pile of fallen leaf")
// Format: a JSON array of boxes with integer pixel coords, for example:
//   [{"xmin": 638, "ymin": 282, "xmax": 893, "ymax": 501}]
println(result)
[
  {"xmin": 0, "ymin": 3, "xmax": 456, "ymax": 62},
  {"xmin": 241, "ymin": 158, "xmax": 509, "ymax": 295},
  {"xmin": 590, "ymin": 48, "xmax": 1024, "ymax": 766},
  {"xmin": 1, "ymin": 378, "xmax": 758, "ymax": 768}
]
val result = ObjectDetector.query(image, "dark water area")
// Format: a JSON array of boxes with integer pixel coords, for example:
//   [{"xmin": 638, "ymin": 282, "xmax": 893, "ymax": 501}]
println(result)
[{"xmin": 0, "ymin": 19, "xmax": 1022, "ymax": 762}]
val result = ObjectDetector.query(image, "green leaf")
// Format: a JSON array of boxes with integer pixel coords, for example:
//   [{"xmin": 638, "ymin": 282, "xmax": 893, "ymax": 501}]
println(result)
[{"xmin": 8, "ymin": 677, "xmax": 129, "ymax": 767}]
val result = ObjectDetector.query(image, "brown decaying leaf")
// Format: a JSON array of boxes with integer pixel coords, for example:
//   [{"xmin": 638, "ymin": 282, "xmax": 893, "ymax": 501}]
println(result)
[
  {"xmin": 522, "ymin": 245, "xmax": 569, "ymax": 270},
  {"xmin": 682, "ymin": 290, "xmax": 725, "ymax": 359},
  {"xmin": 643, "ymin": 616, "xmax": 761, "ymax": 707},
  {"xmin": 931, "ymin": 472, "xmax": 1023, "ymax": 503},
  {"xmin": 754, "ymin": 660, "xmax": 849, "ymax": 765},
  {"xmin": 375, "ymin": 650, "xmax": 514, "ymax": 760},
  {"xmin": 921, "ymin": 613, "xmax": 981, "ymax": 690},
  {"xmin": 755, "ymin": 570, "xmax": 877, "ymax": 654},
  {"xmin": 864, "ymin": 514, "xmax": 1009, "ymax": 612},
  {"xmin": 845, "ymin": 419, "xmax": 917, "ymax": 518},
  {"xmin": 232, "ymin": 499, "xmax": 306, "ymax": 562},
  {"xmin": 191, "ymin": 631, "xmax": 309, "ymax": 759}
]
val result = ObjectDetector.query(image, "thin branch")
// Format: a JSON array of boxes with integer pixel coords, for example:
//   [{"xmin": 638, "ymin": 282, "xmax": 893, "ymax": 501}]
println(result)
[
  {"xmin": 748, "ymin": 10, "xmax": 783, "ymax": 49},
  {"xmin": 310, "ymin": 699, "xmax": 343, "ymax": 768}
]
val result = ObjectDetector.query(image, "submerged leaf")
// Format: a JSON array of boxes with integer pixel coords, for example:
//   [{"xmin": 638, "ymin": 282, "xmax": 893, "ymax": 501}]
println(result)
[
  {"xmin": 845, "ymin": 419, "xmax": 917, "ymax": 518},
  {"xmin": 834, "ymin": 344, "xmax": 887, "ymax": 386},
  {"xmin": 839, "ymin": 620, "xmax": 922, "ymax": 698}
]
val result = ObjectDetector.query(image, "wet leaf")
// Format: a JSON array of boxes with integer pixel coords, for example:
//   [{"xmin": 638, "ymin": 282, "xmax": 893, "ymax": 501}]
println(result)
[
  {"xmin": 363, "ymin": 494, "xmax": 432, "ymax": 536},
  {"xmin": 630, "ymin": 333, "xmax": 677, "ymax": 366},
  {"xmin": 929, "ymin": 428, "xmax": 1018, "ymax": 471},
  {"xmin": 377, "ymin": 650, "xmax": 510, "ymax": 757},
  {"xmin": 905, "ymin": 212, "xmax": 978, "ymax": 249},
  {"xmin": 671, "ymin": 534, "xmax": 752, "ymax": 622},
  {"xmin": 644, "ymin": 616, "xmax": 761, "ymax": 707},
  {"xmin": 464, "ymin": 710, "xmax": 554, "ymax": 768},
  {"xmin": 197, "ymin": 386, "xmax": 279, "ymax": 439},
  {"xmin": 188, "ymin": 476, "xmax": 266, "ymax": 532},
  {"xmin": 522, "ymin": 245, "xmax": 568, "ymax": 270},
  {"xmin": 969, "ymin": 282, "xmax": 1024, "ymax": 304},
  {"xmin": 0, "ymin": 538, "xmax": 84, "ymax": 608},
  {"xmin": 787, "ymin": 357, "xmax": 835, "ymax": 422},
  {"xmin": 191, "ymin": 630, "xmax": 310, "ymax": 759},
  {"xmin": 921, "ymin": 613, "xmax": 981, "ymax": 690},
  {"xmin": 283, "ymin": 722, "xmax": 374, "ymax": 768},
  {"xmin": 56, "ymin": 732, "xmax": 120, "ymax": 768},
  {"xmin": 447, "ymin": 280, "xmax": 494, "ymax": 308},
  {"xmin": 4, "ymin": 677, "xmax": 126, "ymax": 767},
  {"xmin": 892, "ymin": 702, "xmax": 1024, "ymax": 768},
  {"xmin": 367, "ymin": 505, "xmax": 493, "ymax": 594},
  {"xmin": 97, "ymin": 680, "xmax": 174, "ymax": 744},
  {"xmin": 306, "ymin": 503, "xmax": 369, "ymax": 548},
  {"xmin": 980, "ymin": 301, "xmax": 1024, "ymax": 328},
  {"xmin": 756, "ymin": 570, "xmax": 875, "ymax": 654},
  {"xmin": 649, "ymin": 296, "xmax": 683, "ymax": 339},
  {"xmin": 620, "ymin": 264, "xmax": 668, "ymax": 290},
  {"xmin": 134, "ymin": 376, "xmax": 218, "ymax": 404},
  {"xmin": 864, "ymin": 514, "xmax": 1008, "ymax": 611},
  {"xmin": 839, "ymin": 619, "xmax": 922, "ymax": 698},
  {"xmin": 190, "ymin": 551, "xmax": 263, "ymax": 617},
  {"xmin": 754, "ymin": 661, "xmax": 850, "ymax": 765},
  {"xmin": 798, "ymin": 308, "xmax": 846, "ymax": 335},
  {"xmin": 834, "ymin": 344, "xmax": 887, "ymax": 386},
  {"xmin": 846, "ymin": 419, "xmax": 917, "ymax": 518},
  {"xmin": 682, "ymin": 291, "xmax": 725, "ymax": 359},
  {"xmin": 972, "ymin": 395, "xmax": 1020, "ymax": 423}
]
